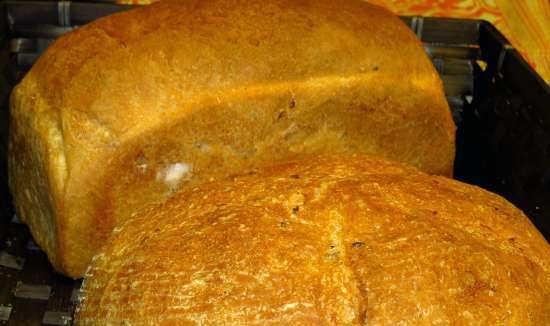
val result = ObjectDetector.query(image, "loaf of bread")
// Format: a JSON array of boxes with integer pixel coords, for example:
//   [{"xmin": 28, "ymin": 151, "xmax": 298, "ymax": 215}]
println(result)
[
  {"xmin": 8, "ymin": 0, "xmax": 455, "ymax": 277},
  {"xmin": 75, "ymin": 155, "xmax": 549, "ymax": 325}
]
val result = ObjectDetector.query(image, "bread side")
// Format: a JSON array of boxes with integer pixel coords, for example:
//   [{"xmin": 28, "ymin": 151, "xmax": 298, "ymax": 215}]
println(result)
[
  {"xmin": 9, "ymin": 0, "xmax": 455, "ymax": 277},
  {"xmin": 75, "ymin": 155, "xmax": 550, "ymax": 325},
  {"xmin": 8, "ymin": 79, "xmax": 66, "ymax": 269}
]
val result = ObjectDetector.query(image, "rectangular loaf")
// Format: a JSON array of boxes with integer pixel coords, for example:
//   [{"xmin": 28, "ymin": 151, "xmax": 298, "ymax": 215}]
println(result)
[{"xmin": 8, "ymin": 0, "xmax": 455, "ymax": 277}]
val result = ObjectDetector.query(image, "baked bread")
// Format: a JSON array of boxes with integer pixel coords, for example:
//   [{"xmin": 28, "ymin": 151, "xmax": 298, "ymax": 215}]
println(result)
[
  {"xmin": 8, "ymin": 0, "xmax": 455, "ymax": 277},
  {"xmin": 75, "ymin": 155, "xmax": 549, "ymax": 325}
]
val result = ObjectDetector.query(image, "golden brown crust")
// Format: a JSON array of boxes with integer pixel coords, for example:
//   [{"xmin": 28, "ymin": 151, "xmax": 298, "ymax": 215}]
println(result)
[
  {"xmin": 75, "ymin": 155, "xmax": 549, "ymax": 325},
  {"xmin": 9, "ymin": 0, "xmax": 455, "ymax": 277}
]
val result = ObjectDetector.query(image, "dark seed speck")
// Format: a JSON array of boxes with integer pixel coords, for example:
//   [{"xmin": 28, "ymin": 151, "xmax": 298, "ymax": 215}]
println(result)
[{"xmin": 352, "ymin": 241, "xmax": 365, "ymax": 249}]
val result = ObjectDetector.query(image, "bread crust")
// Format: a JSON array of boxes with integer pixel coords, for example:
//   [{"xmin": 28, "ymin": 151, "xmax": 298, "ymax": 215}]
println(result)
[
  {"xmin": 9, "ymin": 0, "xmax": 455, "ymax": 277},
  {"xmin": 75, "ymin": 155, "xmax": 549, "ymax": 325}
]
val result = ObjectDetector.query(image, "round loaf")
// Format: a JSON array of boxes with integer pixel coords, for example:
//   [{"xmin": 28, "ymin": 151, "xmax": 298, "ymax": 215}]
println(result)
[
  {"xmin": 76, "ymin": 155, "xmax": 549, "ymax": 325},
  {"xmin": 9, "ymin": 0, "xmax": 455, "ymax": 277}
]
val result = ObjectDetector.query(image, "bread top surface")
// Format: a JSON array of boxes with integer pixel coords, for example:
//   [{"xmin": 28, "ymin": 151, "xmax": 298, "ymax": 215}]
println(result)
[
  {"xmin": 15, "ymin": 0, "xmax": 451, "ymax": 161},
  {"xmin": 28, "ymin": 0, "xmax": 435, "ymax": 119},
  {"xmin": 76, "ymin": 155, "xmax": 550, "ymax": 325}
]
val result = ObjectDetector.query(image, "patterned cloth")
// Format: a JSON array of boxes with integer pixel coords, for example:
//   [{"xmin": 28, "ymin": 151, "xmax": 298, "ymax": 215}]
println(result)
[
  {"xmin": 117, "ymin": 0, "xmax": 550, "ymax": 84},
  {"xmin": 366, "ymin": 0, "xmax": 550, "ymax": 84}
]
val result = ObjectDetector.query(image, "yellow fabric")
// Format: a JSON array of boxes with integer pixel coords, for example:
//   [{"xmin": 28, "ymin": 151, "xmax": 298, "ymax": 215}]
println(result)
[
  {"xmin": 366, "ymin": 0, "xmax": 550, "ymax": 84},
  {"xmin": 117, "ymin": 0, "xmax": 550, "ymax": 84}
]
